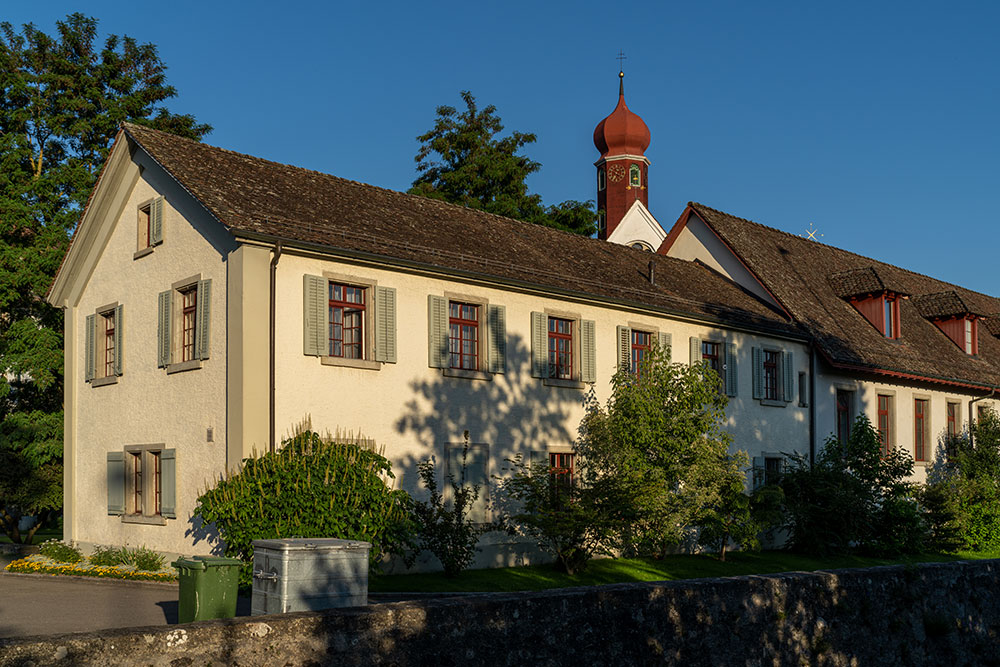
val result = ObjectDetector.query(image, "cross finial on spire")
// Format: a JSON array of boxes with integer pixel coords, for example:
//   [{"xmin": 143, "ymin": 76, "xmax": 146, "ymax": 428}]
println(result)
[{"xmin": 617, "ymin": 50, "xmax": 626, "ymax": 96}]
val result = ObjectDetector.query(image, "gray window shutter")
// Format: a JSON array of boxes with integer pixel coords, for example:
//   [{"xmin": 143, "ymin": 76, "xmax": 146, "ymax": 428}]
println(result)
[
  {"xmin": 302, "ymin": 274, "xmax": 327, "ymax": 356},
  {"xmin": 488, "ymin": 304, "xmax": 506, "ymax": 374},
  {"xmin": 375, "ymin": 286, "xmax": 397, "ymax": 363},
  {"xmin": 196, "ymin": 279, "xmax": 211, "ymax": 360},
  {"xmin": 161, "ymin": 449, "xmax": 176, "ymax": 519},
  {"xmin": 531, "ymin": 312, "xmax": 549, "ymax": 378},
  {"xmin": 157, "ymin": 290, "xmax": 172, "ymax": 368},
  {"xmin": 107, "ymin": 451, "xmax": 125, "ymax": 515},
  {"xmin": 752, "ymin": 456, "xmax": 765, "ymax": 490},
  {"xmin": 752, "ymin": 347, "xmax": 763, "ymax": 399},
  {"xmin": 150, "ymin": 196, "xmax": 164, "ymax": 245},
  {"xmin": 528, "ymin": 449, "xmax": 547, "ymax": 470},
  {"xmin": 783, "ymin": 351, "xmax": 795, "ymax": 403},
  {"xmin": 689, "ymin": 336, "xmax": 701, "ymax": 366},
  {"xmin": 724, "ymin": 342, "xmax": 738, "ymax": 397},
  {"xmin": 617, "ymin": 326, "xmax": 631, "ymax": 370},
  {"xmin": 427, "ymin": 295, "xmax": 448, "ymax": 368},
  {"xmin": 581, "ymin": 320, "xmax": 596, "ymax": 384},
  {"xmin": 658, "ymin": 332, "xmax": 672, "ymax": 361},
  {"xmin": 465, "ymin": 445, "xmax": 489, "ymax": 523},
  {"xmin": 798, "ymin": 372, "xmax": 808, "ymax": 407},
  {"xmin": 114, "ymin": 305, "xmax": 124, "ymax": 376},
  {"xmin": 85, "ymin": 314, "xmax": 96, "ymax": 381}
]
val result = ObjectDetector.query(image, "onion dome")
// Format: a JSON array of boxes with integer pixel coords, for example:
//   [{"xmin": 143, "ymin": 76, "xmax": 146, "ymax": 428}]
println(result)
[{"xmin": 593, "ymin": 72, "xmax": 651, "ymax": 157}]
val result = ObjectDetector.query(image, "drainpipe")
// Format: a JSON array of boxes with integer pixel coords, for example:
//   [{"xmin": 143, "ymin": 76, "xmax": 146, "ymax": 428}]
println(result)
[
  {"xmin": 809, "ymin": 341, "xmax": 817, "ymax": 465},
  {"xmin": 269, "ymin": 242, "xmax": 283, "ymax": 453},
  {"xmin": 968, "ymin": 388, "xmax": 997, "ymax": 448}
]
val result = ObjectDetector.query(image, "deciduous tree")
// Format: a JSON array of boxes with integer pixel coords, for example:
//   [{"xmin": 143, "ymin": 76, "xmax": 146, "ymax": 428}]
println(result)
[{"xmin": 0, "ymin": 13, "xmax": 210, "ymax": 542}]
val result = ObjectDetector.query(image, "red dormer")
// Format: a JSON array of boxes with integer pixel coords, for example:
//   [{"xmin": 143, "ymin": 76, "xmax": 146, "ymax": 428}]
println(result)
[
  {"xmin": 913, "ymin": 291, "xmax": 982, "ymax": 355},
  {"xmin": 828, "ymin": 267, "xmax": 907, "ymax": 339}
]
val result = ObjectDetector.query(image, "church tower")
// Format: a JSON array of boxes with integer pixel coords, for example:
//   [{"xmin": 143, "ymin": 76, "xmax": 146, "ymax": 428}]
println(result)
[{"xmin": 593, "ymin": 71, "xmax": 651, "ymax": 241}]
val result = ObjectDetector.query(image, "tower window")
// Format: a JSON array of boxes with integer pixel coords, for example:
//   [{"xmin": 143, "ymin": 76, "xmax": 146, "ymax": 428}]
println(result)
[
  {"xmin": 597, "ymin": 210, "xmax": 606, "ymax": 236},
  {"xmin": 598, "ymin": 168, "xmax": 606, "ymax": 191},
  {"xmin": 629, "ymin": 164, "xmax": 641, "ymax": 187}
]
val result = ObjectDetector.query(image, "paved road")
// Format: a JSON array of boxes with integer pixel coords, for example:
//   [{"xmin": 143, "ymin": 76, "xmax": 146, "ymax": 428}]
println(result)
[{"xmin": 0, "ymin": 573, "xmax": 250, "ymax": 639}]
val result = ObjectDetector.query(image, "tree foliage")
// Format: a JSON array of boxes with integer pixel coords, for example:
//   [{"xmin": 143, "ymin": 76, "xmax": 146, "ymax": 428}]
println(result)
[
  {"xmin": 410, "ymin": 90, "xmax": 595, "ymax": 235},
  {"xmin": 697, "ymin": 460, "xmax": 784, "ymax": 561},
  {"xmin": 0, "ymin": 14, "xmax": 209, "ymax": 541},
  {"xmin": 576, "ymin": 345, "xmax": 740, "ymax": 558},
  {"xmin": 780, "ymin": 416, "xmax": 926, "ymax": 557}
]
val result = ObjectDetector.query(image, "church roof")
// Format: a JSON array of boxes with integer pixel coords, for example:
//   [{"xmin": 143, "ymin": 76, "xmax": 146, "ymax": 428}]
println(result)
[
  {"xmin": 688, "ymin": 202, "xmax": 1000, "ymax": 389},
  {"xmin": 593, "ymin": 73, "xmax": 650, "ymax": 158},
  {"xmin": 115, "ymin": 124, "xmax": 798, "ymax": 336}
]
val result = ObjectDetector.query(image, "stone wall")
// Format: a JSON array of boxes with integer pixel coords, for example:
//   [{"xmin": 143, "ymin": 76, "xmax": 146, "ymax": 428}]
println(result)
[{"xmin": 3, "ymin": 560, "xmax": 1000, "ymax": 666}]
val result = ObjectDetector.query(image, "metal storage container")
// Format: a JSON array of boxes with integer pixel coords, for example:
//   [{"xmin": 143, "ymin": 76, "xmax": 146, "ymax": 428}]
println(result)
[{"xmin": 251, "ymin": 538, "xmax": 371, "ymax": 615}]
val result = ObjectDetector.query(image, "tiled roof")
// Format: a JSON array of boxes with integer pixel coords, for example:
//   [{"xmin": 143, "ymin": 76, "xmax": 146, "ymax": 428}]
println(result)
[
  {"xmin": 688, "ymin": 203, "xmax": 1000, "ymax": 388},
  {"xmin": 984, "ymin": 316, "xmax": 1000, "ymax": 338},
  {"xmin": 912, "ymin": 291, "xmax": 981, "ymax": 320},
  {"xmin": 827, "ymin": 267, "xmax": 888, "ymax": 299},
  {"xmin": 119, "ymin": 124, "xmax": 799, "ymax": 335}
]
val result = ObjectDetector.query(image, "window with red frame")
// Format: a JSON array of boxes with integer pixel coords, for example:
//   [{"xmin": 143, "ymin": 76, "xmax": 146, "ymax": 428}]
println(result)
[
  {"xmin": 763, "ymin": 350, "xmax": 779, "ymax": 401},
  {"xmin": 103, "ymin": 311, "xmax": 116, "ymax": 378},
  {"xmin": 631, "ymin": 330, "xmax": 651, "ymax": 375},
  {"xmin": 329, "ymin": 283, "xmax": 365, "ymax": 359},
  {"xmin": 132, "ymin": 452, "xmax": 143, "ymax": 515},
  {"xmin": 549, "ymin": 452, "xmax": 575, "ymax": 499},
  {"xmin": 877, "ymin": 394, "xmax": 893, "ymax": 457},
  {"xmin": 152, "ymin": 452, "xmax": 162, "ymax": 515},
  {"xmin": 449, "ymin": 302, "xmax": 479, "ymax": 370},
  {"xmin": 548, "ymin": 317, "xmax": 573, "ymax": 380},
  {"xmin": 947, "ymin": 402, "xmax": 959, "ymax": 438},
  {"xmin": 914, "ymin": 399, "xmax": 928, "ymax": 462},
  {"xmin": 180, "ymin": 287, "xmax": 197, "ymax": 362}
]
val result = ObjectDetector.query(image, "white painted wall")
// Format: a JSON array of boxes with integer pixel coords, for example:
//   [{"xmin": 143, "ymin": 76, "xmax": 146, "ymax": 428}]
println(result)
[{"xmin": 606, "ymin": 200, "xmax": 667, "ymax": 250}]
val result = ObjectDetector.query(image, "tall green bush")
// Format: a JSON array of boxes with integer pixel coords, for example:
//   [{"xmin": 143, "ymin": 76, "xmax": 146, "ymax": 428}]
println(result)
[
  {"xmin": 780, "ymin": 416, "xmax": 926, "ymax": 556},
  {"xmin": 194, "ymin": 425, "xmax": 415, "ymax": 588}
]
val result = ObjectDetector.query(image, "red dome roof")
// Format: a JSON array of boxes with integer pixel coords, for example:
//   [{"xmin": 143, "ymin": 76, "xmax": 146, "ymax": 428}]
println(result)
[{"xmin": 593, "ymin": 74, "xmax": 650, "ymax": 157}]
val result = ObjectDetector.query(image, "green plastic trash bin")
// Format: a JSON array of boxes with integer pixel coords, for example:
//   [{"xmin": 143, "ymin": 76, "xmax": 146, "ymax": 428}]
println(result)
[{"xmin": 172, "ymin": 555, "xmax": 243, "ymax": 623}]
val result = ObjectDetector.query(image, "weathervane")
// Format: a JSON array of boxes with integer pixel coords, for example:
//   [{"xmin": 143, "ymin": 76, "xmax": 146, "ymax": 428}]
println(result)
[{"xmin": 803, "ymin": 222, "xmax": 823, "ymax": 241}]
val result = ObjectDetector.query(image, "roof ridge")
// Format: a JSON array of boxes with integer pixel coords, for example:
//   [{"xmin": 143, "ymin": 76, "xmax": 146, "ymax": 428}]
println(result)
[
  {"xmin": 122, "ymin": 122, "xmax": 596, "ymax": 245},
  {"xmin": 689, "ymin": 201, "xmax": 1000, "ymax": 304}
]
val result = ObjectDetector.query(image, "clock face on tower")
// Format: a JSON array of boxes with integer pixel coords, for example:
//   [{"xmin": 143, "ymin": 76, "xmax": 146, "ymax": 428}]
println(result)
[{"xmin": 607, "ymin": 164, "xmax": 626, "ymax": 182}]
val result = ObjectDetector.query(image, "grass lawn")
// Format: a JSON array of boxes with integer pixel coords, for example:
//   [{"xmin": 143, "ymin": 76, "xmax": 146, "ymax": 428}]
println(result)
[
  {"xmin": 0, "ymin": 526, "xmax": 62, "ymax": 546},
  {"xmin": 369, "ymin": 550, "xmax": 1000, "ymax": 593}
]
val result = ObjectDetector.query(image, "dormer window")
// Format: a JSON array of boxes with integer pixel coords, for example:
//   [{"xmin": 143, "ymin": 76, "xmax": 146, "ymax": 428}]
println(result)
[
  {"xmin": 883, "ymin": 296, "xmax": 899, "ymax": 338},
  {"xmin": 828, "ymin": 267, "xmax": 907, "ymax": 340},
  {"xmin": 912, "ymin": 291, "xmax": 981, "ymax": 355}
]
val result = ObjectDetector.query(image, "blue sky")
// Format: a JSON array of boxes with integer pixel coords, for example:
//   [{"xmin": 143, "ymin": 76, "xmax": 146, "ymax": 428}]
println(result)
[{"xmin": 8, "ymin": 1, "xmax": 999, "ymax": 294}]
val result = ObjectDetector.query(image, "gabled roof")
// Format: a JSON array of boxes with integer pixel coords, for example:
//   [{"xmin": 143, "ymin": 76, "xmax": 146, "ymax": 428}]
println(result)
[
  {"xmin": 56, "ymin": 124, "xmax": 799, "ymax": 336},
  {"xmin": 827, "ymin": 267, "xmax": 908, "ymax": 300},
  {"xmin": 687, "ymin": 202, "xmax": 1000, "ymax": 389},
  {"xmin": 912, "ymin": 291, "xmax": 981, "ymax": 320}
]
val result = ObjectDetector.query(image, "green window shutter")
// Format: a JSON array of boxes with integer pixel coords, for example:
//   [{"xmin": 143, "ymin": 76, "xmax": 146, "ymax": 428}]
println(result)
[
  {"xmin": 107, "ymin": 451, "xmax": 125, "ymax": 515},
  {"xmin": 751, "ymin": 456, "xmax": 765, "ymax": 490},
  {"xmin": 528, "ymin": 449, "xmax": 547, "ymax": 471},
  {"xmin": 752, "ymin": 347, "xmax": 763, "ymax": 399},
  {"xmin": 487, "ymin": 305, "xmax": 506, "ymax": 374},
  {"xmin": 724, "ymin": 342, "xmax": 738, "ymax": 397},
  {"xmin": 161, "ymin": 449, "xmax": 176, "ymax": 519},
  {"xmin": 581, "ymin": 320, "xmax": 596, "ymax": 383},
  {"xmin": 427, "ymin": 295, "xmax": 448, "ymax": 368},
  {"xmin": 302, "ymin": 274, "xmax": 327, "ymax": 356},
  {"xmin": 783, "ymin": 351, "xmax": 795, "ymax": 403},
  {"xmin": 617, "ymin": 326, "xmax": 631, "ymax": 370},
  {"xmin": 157, "ymin": 291, "xmax": 172, "ymax": 368},
  {"xmin": 531, "ymin": 312, "xmax": 549, "ymax": 378},
  {"xmin": 689, "ymin": 336, "xmax": 701, "ymax": 367},
  {"xmin": 375, "ymin": 286, "xmax": 397, "ymax": 363},
  {"xmin": 465, "ymin": 444, "xmax": 489, "ymax": 523},
  {"xmin": 658, "ymin": 332, "xmax": 672, "ymax": 361},
  {"xmin": 150, "ymin": 196, "xmax": 164, "ymax": 245},
  {"xmin": 114, "ymin": 305, "xmax": 124, "ymax": 376},
  {"xmin": 85, "ymin": 314, "xmax": 96, "ymax": 381},
  {"xmin": 196, "ymin": 279, "xmax": 212, "ymax": 360}
]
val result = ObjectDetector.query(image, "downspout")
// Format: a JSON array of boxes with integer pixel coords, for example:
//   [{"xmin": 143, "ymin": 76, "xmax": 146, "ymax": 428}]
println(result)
[
  {"xmin": 809, "ymin": 341, "xmax": 817, "ymax": 465},
  {"xmin": 269, "ymin": 242, "xmax": 283, "ymax": 453},
  {"xmin": 968, "ymin": 388, "xmax": 997, "ymax": 448}
]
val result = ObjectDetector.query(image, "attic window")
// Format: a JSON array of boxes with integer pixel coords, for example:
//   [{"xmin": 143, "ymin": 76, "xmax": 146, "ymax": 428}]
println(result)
[
  {"xmin": 828, "ymin": 267, "xmax": 907, "ymax": 339},
  {"xmin": 912, "ymin": 291, "xmax": 981, "ymax": 355}
]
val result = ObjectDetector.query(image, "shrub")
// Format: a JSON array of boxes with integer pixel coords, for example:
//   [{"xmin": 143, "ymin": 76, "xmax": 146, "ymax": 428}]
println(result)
[
  {"xmin": 493, "ymin": 455, "xmax": 612, "ymax": 574},
  {"xmin": 194, "ymin": 424, "xmax": 415, "ymax": 589},
  {"xmin": 123, "ymin": 545, "xmax": 166, "ymax": 572},
  {"xmin": 38, "ymin": 539, "xmax": 82, "ymax": 564},
  {"xmin": 780, "ymin": 416, "xmax": 926, "ymax": 557},
  {"xmin": 89, "ymin": 545, "xmax": 127, "ymax": 567},
  {"xmin": 697, "ymin": 461, "xmax": 785, "ymax": 561},
  {"xmin": 411, "ymin": 438, "xmax": 493, "ymax": 576}
]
